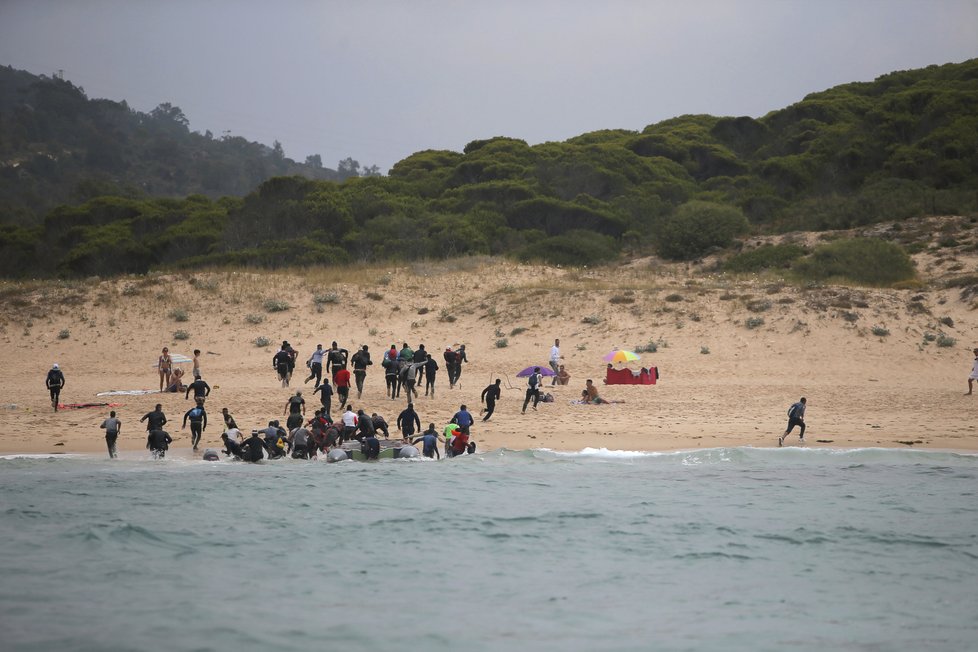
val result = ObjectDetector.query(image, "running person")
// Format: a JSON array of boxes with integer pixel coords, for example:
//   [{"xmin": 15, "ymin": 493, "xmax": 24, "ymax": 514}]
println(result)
[
  {"xmin": 305, "ymin": 344, "xmax": 325, "ymax": 386},
  {"xmin": 314, "ymin": 378, "xmax": 334, "ymax": 419},
  {"xmin": 522, "ymin": 368, "xmax": 543, "ymax": 414},
  {"xmin": 779, "ymin": 397, "xmax": 807, "ymax": 446},
  {"xmin": 397, "ymin": 402, "xmax": 422, "ymax": 440},
  {"xmin": 182, "ymin": 401, "xmax": 208, "ymax": 451},
  {"xmin": 334, "ymin": 367, "xmax": 352, "ymax": 408},
  {"xmin": 46, "ymin": 363, "xmax": 65, "ymax": 411},
  {"xmin": 140, "ymin": 404, "xmax": 167, "ymax": 432},
  {"xmin": 273, "ymin": 347, "xmax": 291, "ymax": 387},
  {"xmin": 100, "ymin": 410, "xmax": 121, "ymax": 458},
  {"xmin": 351, "ymin": 345, "xmax": 372, "ymax": 399},
  {"xmin": 326, "ymin": 342, "xmax": 349, "ymax": 384},
  {"xmin": 481, "ymin": 379, "xmax": 502, "ymax": 421},
  {"xmin": 284, "ymin": 391, "xmax": 306, "ymax": 430},
  {"xmin": 146, "ymin": 428, "xmax": 172, "ymax": 459},
  {"xmin": 185, "ymin": 375, "xmax": 211, "ymax": 404},
  {"xmin": 424, "ymin": 354, "xmax": 438, "ymax": 397}
]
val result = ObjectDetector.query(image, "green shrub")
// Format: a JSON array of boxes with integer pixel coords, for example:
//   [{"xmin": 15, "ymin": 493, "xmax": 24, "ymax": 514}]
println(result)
[
  {"xmin": 58, "ymin": 329, "xmax": 70, "ymax": 340},
  {"xmin": 168, "ymin": 308, "xmax": 189, "ymax": 322},
  {"xmin": 792, "ymin": 238, "xmax": 916, "ymax": 286},
  {"xmin": 517, "ymin": 230, "xmax": 619, "ymax": 266},
  {"xmin": 510, "ymin": 327, "xmax": 527, "ymax": 336},
  {"xmin": 254, "ymin": 336, "xmax": 271, "ymax": 347},
  {"xmin": 937, "ymin": 335, "xmax": 956, "ymax": 348},
  {"xmin": 582, "ymin": 315, "xmax": 602, "ymax": 324},
  {"xmin": 724, "ymin": 243, "xmax": 807, "ymax": 272},
  {"xmin": 245, "ymin": 314, "xmax": 264, "ymax": 324},
  {"xmin": 872, "ymin": 325, "xmax": 890, "ymax": 337},
  {"xmin": 495, "ymin": 338, "xmax": 508, "ymax": 348},
  {"xmin": 366, "ymin": 292, "xmax": 384, "ymax": 301},
  {"xmin": 656, "ymin": 201, "xmax": 750, "ymax": 260},
  {"xmin": 173, "ymin": 330, "xmax": 190, "ymax": 340},
  {"xmin": 746, "ymin": 299, "xmax": 772, "ymax": 313},
  {"xmin": 263, "ymin": 299, "xmax": 290, "ymax": 312},
  {"xmin": 314, "ymin": 292, "xmax": 339, "ymax": 305},
  {"xmin": 939, "ymin": 316, "xmax": 954, "ymax": 328},
  {"xmin": 745, "ymin": 317, "xmax": 765, "ymax": 329},
  {"xmin": 700, "ymin": 346, "xmax": 710, "ymax": 354}
]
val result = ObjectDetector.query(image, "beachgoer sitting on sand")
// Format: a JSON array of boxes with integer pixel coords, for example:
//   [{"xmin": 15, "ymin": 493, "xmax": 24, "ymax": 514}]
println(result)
[
  {"xmin": 556, "ymin": 365, "xmax": 571, "ymax": 386},
  {"xmin": 166, "ymin": 367, "xmax": 186, "ymax": 392},
  {"xmin": 586, "ymin": 379, "xmax": 609, "ymax": 405}
]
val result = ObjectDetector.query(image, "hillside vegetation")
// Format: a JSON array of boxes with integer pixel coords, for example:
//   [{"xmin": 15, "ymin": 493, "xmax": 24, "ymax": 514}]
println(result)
[
  {"xmin": 0, "ymin": 66, "xmax": 347, "ymax": 224},
  {"xmin": 1, "ymin": 59, "xmax": 977, "ymax": 278}
]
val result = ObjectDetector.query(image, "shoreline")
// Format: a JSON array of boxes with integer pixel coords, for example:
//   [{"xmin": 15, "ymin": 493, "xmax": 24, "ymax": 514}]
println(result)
[{"xmin": 2, "ymin": 258, "xmax": 978, "ymax": 457}]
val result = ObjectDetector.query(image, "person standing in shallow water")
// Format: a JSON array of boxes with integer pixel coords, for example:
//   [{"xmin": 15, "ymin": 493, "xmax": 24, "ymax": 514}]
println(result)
[{"xmin": 100, "ymin": 410, "xmax": 121, "ymax": 458}]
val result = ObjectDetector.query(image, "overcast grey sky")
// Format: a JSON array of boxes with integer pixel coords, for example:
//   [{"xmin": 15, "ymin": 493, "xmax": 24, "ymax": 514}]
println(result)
[{"xmin": 1, "ymin": 1, "xmax": 976, "ymax": 173}]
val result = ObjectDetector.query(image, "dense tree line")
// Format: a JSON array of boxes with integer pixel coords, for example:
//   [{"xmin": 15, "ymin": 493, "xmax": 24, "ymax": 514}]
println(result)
[
  {"xmin": 1, "ymin": 59, "xmax": 976, "ymax": 277},
  {"xmin": 0, "ymin": 65, "xmax": 355, "ymax": 225}
]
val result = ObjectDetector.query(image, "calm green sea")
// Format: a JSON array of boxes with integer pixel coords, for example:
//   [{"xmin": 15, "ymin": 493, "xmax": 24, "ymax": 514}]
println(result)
[{"xmin": 1, "ymin": 447, "xmax": 976, "ymax": 651}]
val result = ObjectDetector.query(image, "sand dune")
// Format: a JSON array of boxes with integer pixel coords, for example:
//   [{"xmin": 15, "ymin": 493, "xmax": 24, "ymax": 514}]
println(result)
[{"xmin": 2, "ymin": 221, "xmax": 977, "ymax": 457}]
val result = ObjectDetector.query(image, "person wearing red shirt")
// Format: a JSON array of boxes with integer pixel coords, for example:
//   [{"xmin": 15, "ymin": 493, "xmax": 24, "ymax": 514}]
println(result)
[{"xmin": 334, "ymin": 367, "xmax": 352, "ymax": 407}]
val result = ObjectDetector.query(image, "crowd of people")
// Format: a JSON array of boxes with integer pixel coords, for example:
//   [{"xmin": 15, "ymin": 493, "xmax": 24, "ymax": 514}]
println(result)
[{"xmin": 48, "ymin": 333, "xmax": 702, "ymax": 461}]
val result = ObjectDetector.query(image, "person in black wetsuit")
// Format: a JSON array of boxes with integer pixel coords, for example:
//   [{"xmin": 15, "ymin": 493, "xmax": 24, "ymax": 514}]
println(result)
[
  {"xmin": 397, "ymin": 402, "xmax": 421, "ymax": 440},
  {"xmin": 182, "ymin": 400, "xmax": 207, "ymax": 451},
  {"xmin": 361, "ymin": 428, "xmax": 380, "ymax": 460},
  {"xmin": 146, "ymin": 428, "xmax": 172, "ymax": 459},
  {"xmin": 412, "ymin": 344, "xmax": 427, "ymax": 385},
  {"xmin": 273, "ymin": 347, "xmax": 291, "ymax": 387},
  {"xmin": 46, "ymin": 363, "xmax": 65, "ymax": 411},
  {"xmin": 140, "ymin": 404, "xmax": 167, "ymax": 432},
  {"xmin": 452, "ymin": 344, "xmax": 468, "ymax": 388},
  {"xmin": 424, "ymin": 354, "xmax": 438, "ymax": 397},
  {"xmin": 240, "ymin": 431, "xmax": 266, "ymax": 462},
  {"xmin": 326, "ymin": 342, "xmax": 349, "ymax": 384},
  {"xmin": 481, "ymin": 379, "xmax": 502, "ymax": 422},
  {"xmin": 355, "ymin": 409, "xmax": 376, "ymax": 442},
  {"xmin": 283, "ymin": 391, "xmax": 305, "ymax": 430},
  {"xmin": 221, "ymin": 432, "xmax": 245, "ymax": 459}
]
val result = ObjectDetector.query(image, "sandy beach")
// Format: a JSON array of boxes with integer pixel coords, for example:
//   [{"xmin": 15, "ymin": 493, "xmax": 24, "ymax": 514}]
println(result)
[{"xmin": 2, "ymin": 223, "xmax": 977, "ymax": 457}]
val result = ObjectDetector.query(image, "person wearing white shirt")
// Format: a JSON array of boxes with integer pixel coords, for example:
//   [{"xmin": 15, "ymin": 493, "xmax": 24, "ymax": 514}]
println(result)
[{"xmin": 549, "ymin": 338, "xmax": 561, "ymax": 386}]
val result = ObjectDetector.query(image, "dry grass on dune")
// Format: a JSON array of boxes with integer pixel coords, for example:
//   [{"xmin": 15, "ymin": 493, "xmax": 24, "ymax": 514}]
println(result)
[{"xmin": 2, "ymin": 216, "xmax": 978, "ymax": 455}]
